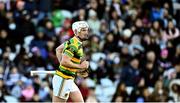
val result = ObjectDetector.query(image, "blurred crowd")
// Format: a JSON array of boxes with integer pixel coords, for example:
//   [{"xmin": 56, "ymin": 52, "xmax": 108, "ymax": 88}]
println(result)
[{"xmin": 0, "ymin": 0, "xmax": 180, "ymax": 102}]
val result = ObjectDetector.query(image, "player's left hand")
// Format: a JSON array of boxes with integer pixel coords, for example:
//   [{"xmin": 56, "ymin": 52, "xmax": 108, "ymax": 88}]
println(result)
[{"xmin": 76, "ymin": 69, "xmax": 89, "ymax": 78}]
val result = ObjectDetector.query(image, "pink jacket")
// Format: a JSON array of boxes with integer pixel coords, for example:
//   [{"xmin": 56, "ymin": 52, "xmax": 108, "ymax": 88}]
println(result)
[{"xmin": 162, "ymin": 28, "xmax": 180, "ymax": 42}]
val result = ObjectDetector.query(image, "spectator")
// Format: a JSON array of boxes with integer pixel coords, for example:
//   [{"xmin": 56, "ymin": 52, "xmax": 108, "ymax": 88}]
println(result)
[
  {"xmin": 13, "ymin": 0, "xmax": 26, "ymax": 20},
  {"xmin": 129, "ymin": 78, "xmax": 146, "ymax": 102},
  {"xmin": 149, "ymin": 20, "xmax": 163, "ymax": 45},
  {"xmin": 30, "ymin": 46, "xmax": 46, "ymax": 68},
  {"xmin": 99, "ymin": 20, "xmax": 109, "ymax": 39},
  {"xmin": 111, "ymin": 82, "xmax": 129, "ymax": 102},
  {"xmin": 119, "ymin": 44, "xmax": 131, "ymax": 66},
  {"xmin": 141, "ymin": 51, "xmax": 161, "ymax": 87},
  {"xmin": 174, "ymin": 44, "xmax": 180, "ymax": 63},
  {"xmin": 162, "ymin": 9, "xmax": 176, "ymax": 28},
  {"xmin": 150, "ymin": 3, "xmax": 164, "ymax": 21},
  {"xmin": 43, "ymin": 20, "xmax": 56, "ymax": 40},
  {"xmin": 11, "ymin": 80, "xmax": 23, "ymax": 99},
  {"xmin": 51, "ymin": 10, "xmax": 65, "ymax": 28},
  {"xmin": 113, "ymin": 19, "xmax": 125, "ymax": 35},
  {"xmin": 0, "ymin": 29, "xmax": 13, "ymax": 52},
  {"xmin": 141, "ymin": 33, "xmax": 160, "ymax": 53},
  {"xmin": 38, "ymin": 81, "xmax": 51, "ymax": 101},
  {"xmin": 132, "ymin": 18, "xmax": 145, "ymax": 35},
  {"xmin": 73, "ymin": 8, "xmax": 86, "ymax": 21},
  {"xmin": 6, "ymin": 66, "xmax": 21, "ymax": 87},
  {"xmin": 97, "ymin": 0, "xmax": 106, "ymax": 20},
  {"xmin": 87, "ymin": 9, "xmax": 100, "ymax": 35},
  {"xmin": 58, "ymin": 18, "xmax": 73, "ymax": 43},
  {"xmin": 120, "ymin": 57, "xmax": 141, "ymax": 87},
  {"xmin": 0, "ymin": 51, "xmax": 15, "ymax": 81},
  {"xmin": 95, "ymin": 58, "xmax": 107, "ymax": 82},
  {"xmin": 162, "ymin": 20, "xmax": 180, "ymax": 47},
  {"xmin": 102, "ymin": 32, "xmax": 117, "ymax": 53},
  {"xmin": 24, "ymin": 0, "xmax": 37, "ymax": 13},
  {"xmin": 150, "ymin": 80, "xmax": 169, "ymax": 102},
  {"xmin": 0, "ymin": 66, "xmax": 4, "ymax": 79},
  {"xmin": 169, "ymin": 79, "xmax": 180, "ymax": 102},
  {"xmin": 163, "ymin": 56, "xmax": 180, "ymax": 89},
  {"xmin": 0, "ymin": 79, "xmax": 7, "ymax": 102},
  {"xmin": 30, "ymin": 27, "xmax": 47, "ymax": 49},
  {"xmin": 86, "ymin": 0, "xmax": 98, "ymax": 12},
  {"xmin": 21, "ymin": 83, "xmax": 35, "ymax": 102},
  {"xmin": 89, "ymin": 35, "xmax": 101, "ymax": 53},
  {"xmin": 45, "ymin": 39, "xmax": 58, "ymax": 70},
  {"xmin": 109, "ymin": 10, "xmax": 120, "ymax": 32},
  {"xmin": 174, "ymin": 61, "xmax": 180, "ymax": 79},
  {"xmin": 158, "ymin": 49, "xmax": 173, "ymax": 71},
  {"xmin": 0, "ymin": 1, "xmax": 6, "ymax": 25},
  {"xmin": 141, "ymin": 87, "xmax": 151, "ymax": 102},
  {"xmin": 129, "ymin": 35, "xmax": 144, "ymax": 56},
  {"xmin": 37, "ymin": 0, "xmax": 52, "ymax": 21},
  {"xmin": 13, "ymin": 47, "xmax": 33, "ymax": 74}
]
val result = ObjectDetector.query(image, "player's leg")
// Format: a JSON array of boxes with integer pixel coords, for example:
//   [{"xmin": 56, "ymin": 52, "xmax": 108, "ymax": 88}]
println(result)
[
  {"xmin": 52, "ymin": 75, "xmax": 68, "ymax": 102},
  {"xmin": 52, "ymin": 95, "xmax": 66, "ymax": 103},
  {"xmin": 69, "ymin": 90, "xmax": 84, "ymax": 102},
  {"xmin": 69, "ymin": 81, "xmax": 84, "ymax": 102}
]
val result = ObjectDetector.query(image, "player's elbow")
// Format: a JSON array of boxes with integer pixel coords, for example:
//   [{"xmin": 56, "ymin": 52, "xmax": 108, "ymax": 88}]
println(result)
[
  {"xmin": 56, "ymin": 47, "xmax": 60, "ymax": 57},
  {"xmin": 56, "ymin": 47, "xmax": 60, "ymax": 53},
  {"xmin": 56, "ymin": 44, "xmax": 64, "ymax": 53}
]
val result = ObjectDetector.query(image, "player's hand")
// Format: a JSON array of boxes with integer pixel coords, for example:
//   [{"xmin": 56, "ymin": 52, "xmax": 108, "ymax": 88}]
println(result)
[
  {"xmin": 76, "ymin": 70, "xmax": 89, "ymax": 78},
  {"xmin": 80, "ymin": 60, "xmax": 89, "ymax": 69}
]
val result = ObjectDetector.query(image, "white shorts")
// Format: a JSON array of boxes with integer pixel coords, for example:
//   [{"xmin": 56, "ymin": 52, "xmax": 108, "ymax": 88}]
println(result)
[{"xmin": 52, "ymin": 75, "xmax": 79, "ymax": 100}]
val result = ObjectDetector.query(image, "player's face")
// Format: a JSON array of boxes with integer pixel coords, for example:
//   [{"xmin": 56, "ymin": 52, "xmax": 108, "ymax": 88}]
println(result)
[{"xmin": 79, "ymin": 27, "xmax": 89, "ymax": 41}]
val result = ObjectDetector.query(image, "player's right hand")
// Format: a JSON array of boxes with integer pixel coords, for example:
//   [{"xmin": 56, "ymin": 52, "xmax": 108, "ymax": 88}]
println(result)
[{"xmin": 80, "ymin": 60, "xmax": 89, "ymax": 69}]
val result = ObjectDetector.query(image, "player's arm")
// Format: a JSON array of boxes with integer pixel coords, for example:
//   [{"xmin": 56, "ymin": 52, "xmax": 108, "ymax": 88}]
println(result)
[
  {"xmin": 61, "ymin": 55, "xmax": 88, "ymax": 69},
  {"xmin": 60, "ymin": 44, "xmax": 89, "ymax": 69},
  {"xmin": 56, "ymin": 43, "xmax": 64, "ymax": 63}
]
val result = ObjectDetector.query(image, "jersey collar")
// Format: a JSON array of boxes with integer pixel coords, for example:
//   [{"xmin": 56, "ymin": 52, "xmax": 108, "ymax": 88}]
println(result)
[{"xmin": 74, "ymin": 36, "xmax": 82, "ymax": 45}]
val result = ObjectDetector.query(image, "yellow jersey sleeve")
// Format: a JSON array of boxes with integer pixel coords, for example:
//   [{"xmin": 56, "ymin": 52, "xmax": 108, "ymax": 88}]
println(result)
[{"xmin": 64, "ymin": 43, "xmax": 78, "ymax": 57}]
